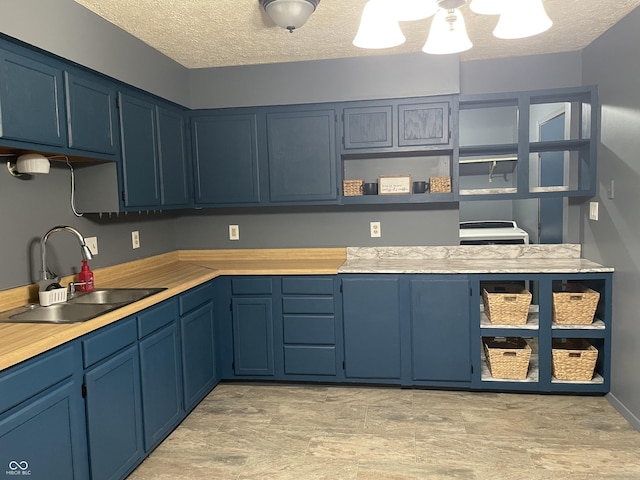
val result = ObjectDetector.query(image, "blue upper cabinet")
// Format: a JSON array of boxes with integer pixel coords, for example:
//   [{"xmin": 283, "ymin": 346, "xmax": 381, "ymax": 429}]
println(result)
[
  {"xmin": 339, "ymin": 96, "xmax": 453, "ymax": 154},
  {"xmin": 343, "ymin": 104, "xmax": 394, "ymax": 150},
  {"xmin": 398, "ymin": 101, "xmax": 451, "ymax": 148},
  {"xmin": 119, "ymin": 92, "xmax": 160, "ymax": 208},
  {"xmin": 0, "ymin": 47, "xmax": 66, "ymax": 148},
  {"xmin": 65, "ymin": 71, "xmax": 119, "ymax": 156},
  {"xmin": 266, "ymin": 107, "xmax": 338, "ymax": 203},
  {"xmin": 119, "ymin": 91, "xmax": 190, "ymax": 210},
  {"xmin": 157, "ymin": 106, "xmax": 190, "ymax": 207},
  {"xmin": 191, "ymin": 112, "xmax": 261, "ymax": 206}
]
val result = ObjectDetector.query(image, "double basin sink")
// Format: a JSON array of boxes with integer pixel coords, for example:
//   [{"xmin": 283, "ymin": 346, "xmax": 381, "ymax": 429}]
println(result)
[{"xmin": 0, "ymin": 288, "xmax": 166, "ymax": 324}]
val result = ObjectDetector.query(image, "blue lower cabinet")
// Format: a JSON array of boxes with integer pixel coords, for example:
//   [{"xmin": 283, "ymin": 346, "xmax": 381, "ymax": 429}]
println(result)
[
  {"xmin": 232, "ymin": 297, "xmax": 275, "ymax": 376},
  {"xmin": 0, "ymin": 344, "xmax": 88, "ymax": 480},
  {"xmin": 283, "ymin": 345, "xmax": 336, "ymax": 375},
  {"xmin": 84, "ymin": 344, "xmax": 143, "ymax": 480},
  {"xmin": 0, "ymin": 378, "xmax": 87, "ymax": 480},
  {"xmin": 180, "ymin": 301, "xmax": 217, "ymax": 411},
  {"xmin": 342, "ymin": 276, "xmax": 402, "ymax": 380},
  {"xmin": 139, "ymin": 322, "xmax": 182, "ymax": 452},
  {"xmin": 410, "ymin": 277, "xmax": 472, "ymax": 383}
]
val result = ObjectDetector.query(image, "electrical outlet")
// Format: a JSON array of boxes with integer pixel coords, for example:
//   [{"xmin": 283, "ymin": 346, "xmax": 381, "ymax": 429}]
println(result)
[
  {"xmin": 85, "ymin": 237, "xmax": 98, "ymax": 256},
  {"xmin": 131, "ymin": 230, "xmax": 140, "ymax": 249},
  {"xmin": 229, "ymin": 224, "xmax": 240, "ymax": 241},
  {"xmin": 370, "ymin": 221, "xmax": 381, "ymax": 238},
  {"xmin": 589, "ymin": 202, "xmax": 599, "ymax": 221}
]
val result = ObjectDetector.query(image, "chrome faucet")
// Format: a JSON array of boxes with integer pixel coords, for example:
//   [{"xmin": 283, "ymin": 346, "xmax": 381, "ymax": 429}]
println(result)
[{"xmin": 40, "ymin": 226, "xmax": 93, "ymax": 281}]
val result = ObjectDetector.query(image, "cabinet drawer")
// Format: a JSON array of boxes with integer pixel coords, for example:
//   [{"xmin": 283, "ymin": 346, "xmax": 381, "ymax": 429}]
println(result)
[
  {"xmin": 179, "ymin": 282, "xmax": 214, "ymax": 315},
  {"xmin": 283, "ymin": 315, "xmax": 335, "ymax": 344},
  {"xmin": 138, "ymin": 299, "xmax": 178, "ymax": 338},
  {"xmin": 281, "ymin": 277, "xmax": 334, "ymax": 295},
  {"xmin": 231, "ymin": 277, "xmax": 273, "ymax": 295},
  {"xmin": 82, "ymin": 317, "xmax": 137, "ymax": 368},
  {"xmin": 284, "ymin": 346, "xmax": 336, "ymax": 376},
  {"xmin": 282, "ymin": 296, "xmax": 334, "ymax": 314},
  {"xmin": 0, "ymin": 344, "xmax": 76, "ymax": 415}
]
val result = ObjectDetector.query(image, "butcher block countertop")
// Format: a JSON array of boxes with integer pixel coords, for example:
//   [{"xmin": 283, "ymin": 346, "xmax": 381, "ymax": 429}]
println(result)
[
  {"xmin": 0, "ymin": 248, "xmax": 346, "ymax": 372},
  {"xmin": 0, "ymin": 245, "xmax": 613, "ymax": 372}
]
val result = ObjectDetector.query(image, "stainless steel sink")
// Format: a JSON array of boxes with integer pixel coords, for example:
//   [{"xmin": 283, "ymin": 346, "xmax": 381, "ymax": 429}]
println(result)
[
  {"xmin": 67, "ymin": 288, "xmax": 166, "ymax": 305},
  {"xmin": 0, "ymin": 287, "xmax": 166, "ymax": 324},
  {"xmin": 6, "ymin": 303, "xmax": 120, "ymax": 324}
]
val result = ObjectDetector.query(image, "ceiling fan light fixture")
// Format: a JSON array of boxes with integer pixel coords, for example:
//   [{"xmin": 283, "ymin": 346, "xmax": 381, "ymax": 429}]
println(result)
[
  {"xmin": 469, "ymin": 0, "xmax": 506, "ymax": 15},
  {"xmin": 353, "ymin": 0, "xmax": 406, "ymax": 49},
  {"xmin": 493, "ymin": 0, "xmax": 552, "ymax": 39},
  {"xmin": 423, "ymin": 7, "xmax": 472, "ymax": 55},
  {"xmin": 394, "ymin": 0, "xmax": 439, "ymax": 22},
  {"xmin": 259, "ymin": 0, "xmax": 320, "ymax": 32}
]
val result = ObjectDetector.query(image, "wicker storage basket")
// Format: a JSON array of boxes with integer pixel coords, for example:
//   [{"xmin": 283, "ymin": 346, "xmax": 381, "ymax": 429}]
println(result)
[
  {"xmin": 429, "ymin": 176, "xmax": 451, "ymax": 193},
  {"xmin": 552, "ymin": 338, "xmax": 598, "ymax": 381},
  {"xmin": 482, "ymin": 284, "xmax": 532, "ymax": 325},
  {"xmin": 343, "ymin": 179, "xmax": 364, "ymax": 196},
  {"xmin": 552, "ymin": 284, "xmax": 600, "ymax": 324},
  {"xmin": 483, "ymin": 337, "xmax": 532, "ymax": 380}
]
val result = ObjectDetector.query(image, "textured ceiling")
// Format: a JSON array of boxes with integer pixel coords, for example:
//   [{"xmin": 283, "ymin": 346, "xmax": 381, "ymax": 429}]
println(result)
[{"xmin": 73, "ymin": 0, "xmax": 640, "ymax": 69}]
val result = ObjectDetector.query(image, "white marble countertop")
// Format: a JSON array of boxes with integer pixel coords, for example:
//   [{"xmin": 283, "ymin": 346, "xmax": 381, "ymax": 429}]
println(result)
[{"xmin": 338, "ymin": 245, "xmax": 614, "ymax": 274}]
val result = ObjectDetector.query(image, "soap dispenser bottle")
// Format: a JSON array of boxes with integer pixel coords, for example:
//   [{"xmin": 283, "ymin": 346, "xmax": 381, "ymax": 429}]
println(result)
[{"xmin": 78, "ymin": 260, "xmax": 95, "ymax": 292}]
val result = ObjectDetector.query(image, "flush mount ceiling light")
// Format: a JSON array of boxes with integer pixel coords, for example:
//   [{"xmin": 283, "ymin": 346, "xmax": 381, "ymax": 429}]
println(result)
[
  {"xmin": 353, "ymin": 0, "xmax": 552, "ymax": 54},
  {"xmin": 259, "ymin": 0, "xmax": 320, "ymax": 33}
]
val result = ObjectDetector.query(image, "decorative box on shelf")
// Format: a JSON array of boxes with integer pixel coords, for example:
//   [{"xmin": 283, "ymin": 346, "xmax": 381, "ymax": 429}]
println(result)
[
  {"xmin": 343, "ymin": 179, "xmax": 364, "ymax": 196},
  {"xmin": 378, "ymin": 175, "xmax": 412, "ymax": 195},
  {"xmin": 429, "ymin": 176, "xmax": 451, "ymax": 193}
]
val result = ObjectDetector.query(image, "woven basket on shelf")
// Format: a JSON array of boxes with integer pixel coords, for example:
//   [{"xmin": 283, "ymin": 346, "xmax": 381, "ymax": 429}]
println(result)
[
  {"xmin": 429, "ymin": 176, "xmax": 451, "ymax": 193},
  {"xmin": 552, "ymin": 284, "xmax": 600, "ymax": 324},
  {"xmin": 483, "ymin": 337, "xmax": 532, "ymax": 380},
  {"xmin": 343, "ymin": 179, "xmax": 364, "ymax": 196},
  {"xmin": 482, "ymin": 284, "xmax": 532, "ymax": 325},
  {"xmin": 552, "ymin": 338, "xmax": 598, "ymax": 381}
]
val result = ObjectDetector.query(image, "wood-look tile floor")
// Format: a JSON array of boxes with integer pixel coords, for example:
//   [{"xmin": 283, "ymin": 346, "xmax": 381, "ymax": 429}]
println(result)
[{"xmin": 127, "ymin": 383, "xmax": 640, "ymax": 480}]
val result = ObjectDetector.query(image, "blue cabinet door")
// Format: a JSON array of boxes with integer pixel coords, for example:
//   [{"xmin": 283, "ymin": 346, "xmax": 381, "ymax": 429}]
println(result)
[
  {"xmin": 180, "ymin": 302, "xmax": 217, "ymax": 411},
  {"xmin": 84, "ymin": 344, "xmax": 143, "ymax": 480},
  {"xmin": 119, "ymin": 92, "xmax": 160, "ymax": 208},
  {"xmin": 192, "ymin": 113, "xmax": 260, "ymax": 205},
  {"xmin": 232, "ymin": 298, "xmax": 275, "ymax": 376},
  {"xmin": 139, "ymin": 322, "xmax": 182, "ymax": 452},
  {"xmin": 342, "ymin": 276, "xmax": 401, "ymax": 379},
  {"xmin": 65, "ymin": 71, "xmax": 118, "ymax": 155},
  {"xmin": 0, "ymin": 48, "xmax": 65, "ymax": 147},
  {"xmin": 410, "ymin": 277, "xmax": 471, "ymax": 382},
  {"xmin": 0, "ymin": 379, "xmax": 87, "ymax": 480},
  {"xmin": 267, "ymin": 109, "xmax": 338, "ymax": 203},
  {"xmin": 343, "ymin": 104, "xmax": 393, "ymax": 150},
  {"xmin": 398, "ymin": 101, "xmax": 451, "ymax": 148},
  {"xmin": 157, "ymin": 106, "xmax": 190, "ymax": 207}
]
